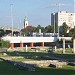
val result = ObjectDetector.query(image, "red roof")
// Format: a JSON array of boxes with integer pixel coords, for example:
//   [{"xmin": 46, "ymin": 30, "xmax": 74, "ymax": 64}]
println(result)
[{"xmin": 26, "ymin": 26, "xmax": 32, "ymax": 30}]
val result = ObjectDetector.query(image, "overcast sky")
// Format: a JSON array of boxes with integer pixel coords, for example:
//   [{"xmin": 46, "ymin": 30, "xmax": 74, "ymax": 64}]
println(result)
[{"xmin": 0, "ymin": 0, "xmax": 74, "ymax": 29}]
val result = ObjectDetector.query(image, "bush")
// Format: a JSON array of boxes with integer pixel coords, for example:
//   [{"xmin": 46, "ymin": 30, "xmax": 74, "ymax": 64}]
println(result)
[{"xmin": 0, "ymin": 40, "xmax": 10, "ymax": 48}]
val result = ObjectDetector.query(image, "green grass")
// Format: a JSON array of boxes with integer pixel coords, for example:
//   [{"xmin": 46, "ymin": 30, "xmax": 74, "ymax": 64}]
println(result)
[
  {"xmin": 0, "ymin": 60, "xmax": 26, "ymax": 75},
  {"xmin": 12, "ymin": 57, "xmax": 34, "ymax": 61},
  {"xmin": 56, "ymin": 48, "xmax": 73, "ymax": 54},
  {"xmin": 0, "ymin": 51, "xmax": 75, "ymax": 61},
  {"xmin": 5, "ymin": 51, "xmax": 75, "ymax": 60},
  {"xmin": 0, "ymin": 59, "xmax": 75, "ymax": 75},
  {"xmin": 0, "ymin": 51, "xmax": 75, "ymax": 75}
]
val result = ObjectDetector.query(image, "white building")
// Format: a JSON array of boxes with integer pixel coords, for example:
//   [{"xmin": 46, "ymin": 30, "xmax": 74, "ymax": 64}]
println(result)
[{"xmin": 51, "ymin": 11, "xmax": 75, "ymax": 31}]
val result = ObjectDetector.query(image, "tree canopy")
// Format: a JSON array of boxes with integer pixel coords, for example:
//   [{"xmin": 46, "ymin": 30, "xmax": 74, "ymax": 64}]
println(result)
[
  {"xmin": 20, "ymin": 24, "xmax": 74, "ymax": 37},
  {"xmin": 62, "ymin": 22, "xmax": 68, "ymax": 36},
  {"xmin": 0, "ymin": 29, "xmax": 5, "ymax": 37}
]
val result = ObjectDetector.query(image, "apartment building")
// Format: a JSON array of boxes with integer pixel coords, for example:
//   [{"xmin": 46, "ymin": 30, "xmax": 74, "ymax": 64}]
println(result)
[{"xmin": 51, "ymin": 11, "xmax": 75, "ymax": 32}]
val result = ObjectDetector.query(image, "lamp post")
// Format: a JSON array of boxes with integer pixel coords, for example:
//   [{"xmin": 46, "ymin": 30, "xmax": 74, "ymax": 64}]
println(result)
[{"xmin": 10, "ymin": 4, "xmax": 13, "ymax": 36}]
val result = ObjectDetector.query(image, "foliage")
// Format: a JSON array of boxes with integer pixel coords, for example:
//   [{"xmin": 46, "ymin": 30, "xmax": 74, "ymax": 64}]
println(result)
[
  {"xmin": 0, "ymin": 40, "xmax": 10, "ymax": 48},
  {"xmin": 34, "ymin": 25, "xmax": 44, "ymax": 33},
  {"xmin": 45, "ymin": 25, "xmax": 54, "ymax": 33},
  {"xmin": 20, "ymin": 29, "xmax": 27, "ymax": 36},
  {"xmin": 30, "ymin": 26, "xmax": 37, "ymax": 32},
  {"xmin": 73, "ymin": 26, "xmax": 75, "ymax": 38},
  {"xmin": 20, "ymin": 24, "xmax": 75, "ymax": 37},
  {"xmin": 74, "ymin": 26, "xmax": 75, "ymax": 33},
  {"xmin": 55, "ymin": 23, "xmax": 58, "ymax": 33},
  {"xmin": 66, "ymin": 26, "xmax": 75, "ymax": 37},
  {"xmin": 0, "ymin": 29, "xmax": 5, "ymax": 37},
  {"xmin": 73, "ymin": 34, "xmax": 75, "ymax": 39},
  {"xmin": 62, "ymin": 22, "xmax": 68, "ymax": 36},
  {"xmin": 67, "ymin": 29, "xmax": 74, "ymax": 37}
]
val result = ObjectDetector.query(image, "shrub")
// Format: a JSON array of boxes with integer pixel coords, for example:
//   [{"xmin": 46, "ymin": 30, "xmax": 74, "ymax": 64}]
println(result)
[{"xmin": 0, "ymin": 40, "xmax": 10, "ymax": 48}]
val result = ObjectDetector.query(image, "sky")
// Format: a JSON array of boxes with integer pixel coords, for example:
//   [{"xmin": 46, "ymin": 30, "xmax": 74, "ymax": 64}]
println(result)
[{"xmin": 0, "ymin": 0, "xmax": 74, "ymax": 29}]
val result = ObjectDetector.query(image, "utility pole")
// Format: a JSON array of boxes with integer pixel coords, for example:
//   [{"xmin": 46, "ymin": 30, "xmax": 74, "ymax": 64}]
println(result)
[{"xmin": 10, "ymin": 4, "xmax": 13, "ymax": 36}]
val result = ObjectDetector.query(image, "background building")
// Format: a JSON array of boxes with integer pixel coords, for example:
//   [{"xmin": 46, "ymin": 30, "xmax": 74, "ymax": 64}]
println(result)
[
  {"xmin": 51, "ymin": 11, "xmax": 75, "ymax": 32},
  {"xmin": 0, "ymin": 26, "xmax": 20, "ymax": 36},
  {"xmin": 24, "ymin": 16, "xmax": 28, "ymax": 28}
]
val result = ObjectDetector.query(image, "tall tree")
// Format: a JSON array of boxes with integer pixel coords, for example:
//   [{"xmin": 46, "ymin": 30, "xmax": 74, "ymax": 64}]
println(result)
[
  {"xmin": 62, "ymin": 22, "xmax": 68, "ymax": 36},
  {"xmin": 55, "ymin": 23, "xmax": 58, "ymax": 33}
]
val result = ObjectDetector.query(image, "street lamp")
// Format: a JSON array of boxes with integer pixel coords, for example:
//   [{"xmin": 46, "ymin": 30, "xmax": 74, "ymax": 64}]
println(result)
[{"xmin": 10, "ymin": 4, "xmax": 13, "ymax": 36}]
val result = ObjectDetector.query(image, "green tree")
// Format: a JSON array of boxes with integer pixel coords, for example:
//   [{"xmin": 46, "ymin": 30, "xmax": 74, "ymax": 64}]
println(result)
[
  {"xmin": 36, "ymin": 25, "xmax": 45, "ymax": 33},
  {"xmin": 55, "ymin": 23, "xmax": 58, "ymax": 33},
  {"xmin": 0, "ymin": 40, "xmax": 10, "ymax": 48},
  {"xmin": 62, "ymin": 22, "xmax": 68, "ymax": 36},
  {"xmin": 73, "ymin": 26, "xmax": 75, "ymax": 38},
  {"xmin": 30, "ymin": 26, "xmax": 36, "ymax": 32},
  {"xmin": 66, "ymin": 26, "xmax": 75, "ymax": 37},
  {"xmin": 68, "ymin": 29, "xmax": 74, "ymax": 36},
  {"xmin": 20, "ymin": 29, "xmax": 26, "ymax": 36},
  {"xmin": 0, "ymin": 29, "xmax": 5, "ymax": 37},
  {"xmin": 45, "ymin": 25, "xmax": 54, "ymax": 33},
  {"xmin": 74, "ymin": 26, "xmax": 75, "ymax": 34}
]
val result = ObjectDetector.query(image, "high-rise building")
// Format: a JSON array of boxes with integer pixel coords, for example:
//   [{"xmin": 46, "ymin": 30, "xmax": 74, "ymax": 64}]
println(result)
[
  {"xmin": 24, "ymin": 16, "xmax": 28, "ymax": 28},
  {"xmin": 51, "ymin": 11, "xmax": 75, "ymax": 32}
]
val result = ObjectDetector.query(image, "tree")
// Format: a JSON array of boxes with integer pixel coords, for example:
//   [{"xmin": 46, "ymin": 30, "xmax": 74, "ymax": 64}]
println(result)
[
  {"xmin": 20, "ymin": 29, "xmax": 26, "ymax": 36},
  {"xmin": 72, "ymin": 26, "xmax": 75, "ymax": 39},
  {"xmin": 0, "ymin": 29, "xmax": 5, "ymax": 37},
  {"xmin": 0, "ymin": 40, "xmax": 10, "ymax": 48},
  {"xmin": 36, "ymin": 25, "xmax": 45, "ymax": 33},
  {"xmin": 55, "ymin": 23, "xmax": 58, "ymax": 33},
  {"xmin": 74, "ymin": 26, "xmax": 75, "ymax": 34},
  {"xmin": 45, "ymin": 25, "xmax": 54, "ymax": 33},
  {"xmin": 30, "ymin": 26, "xmax": 36, "ymax": 32},
  {"xmin": 68, "ymin": 29, "xmax": 74, "ymax": 37},
  {"xmin": 64, "ymin": 26, "xmax": 75, "ymax": 37},
  {"xmin": 62, "ymin": 22, "xmax": 68, "ymax": 36},
  {"xmin": 72, "ymin": 26, "xmax": 75, "ymax": 53}
]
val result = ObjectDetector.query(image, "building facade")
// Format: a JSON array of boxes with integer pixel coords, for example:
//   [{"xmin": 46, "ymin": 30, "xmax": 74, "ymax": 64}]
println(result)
[{"xmin": 51, "ymin": 11, "xmax": 75, "ymax": 31}]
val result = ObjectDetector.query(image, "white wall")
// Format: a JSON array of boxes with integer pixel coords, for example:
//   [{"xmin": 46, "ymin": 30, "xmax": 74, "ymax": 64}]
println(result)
[{"xmin": 2, "ymin": 36, "xmax": 58, "ymax": 43}]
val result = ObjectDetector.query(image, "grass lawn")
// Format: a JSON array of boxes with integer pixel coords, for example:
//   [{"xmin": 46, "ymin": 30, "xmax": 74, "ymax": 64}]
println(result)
[
  {"xmin": 0, "ymin": 59, "xmax": 75, "ymax": 75},
  {"xmin": 4, "ymin": 51, "xmax": 75, "ymax": 60},
  {"xmin": 0, "ymin": 51, "xmax": 75, "ymax": 75}
]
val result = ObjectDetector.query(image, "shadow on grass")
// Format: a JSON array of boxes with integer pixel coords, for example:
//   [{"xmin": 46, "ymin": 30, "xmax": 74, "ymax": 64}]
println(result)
[
  {"xmin": 0, "ymin": 59, "xmax": 75, "ymax": 75},
  {"xmin": 4, "ymin": 52, "xmax": 75, "ymax": 61}
]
